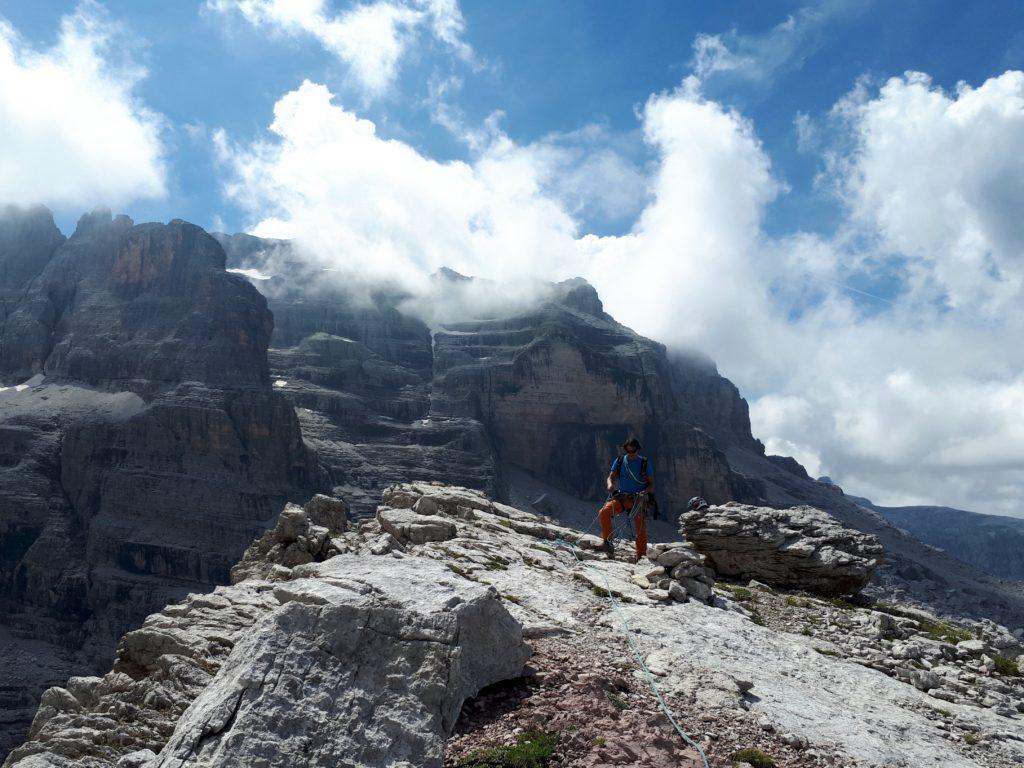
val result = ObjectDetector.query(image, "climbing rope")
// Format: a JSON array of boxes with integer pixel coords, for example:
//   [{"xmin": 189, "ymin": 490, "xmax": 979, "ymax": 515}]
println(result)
[{"xmin": 551, "ymin": 499, "xmax": 711, "ymax": 768}]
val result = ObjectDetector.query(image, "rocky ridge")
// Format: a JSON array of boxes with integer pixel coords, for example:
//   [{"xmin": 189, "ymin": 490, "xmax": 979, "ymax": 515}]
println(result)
[{"xmin": 9, "ymin": 484, "xmax": 1023, "ymax": 768}]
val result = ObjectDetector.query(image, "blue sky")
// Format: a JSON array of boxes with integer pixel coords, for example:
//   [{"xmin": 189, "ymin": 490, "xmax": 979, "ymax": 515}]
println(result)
[
  {"xmin": 3, "ymin": 1, "xmax": 1024, "ymax": 517},
  {"xmin": 6, "ymin": 0, "xmax": 1023, "ymax": 237}
]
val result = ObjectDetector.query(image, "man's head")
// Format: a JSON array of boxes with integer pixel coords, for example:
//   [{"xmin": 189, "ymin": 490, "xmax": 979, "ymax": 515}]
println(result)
[{"xmin": 622, "ymin": 437, "xmax": 641, "ymax": 456}]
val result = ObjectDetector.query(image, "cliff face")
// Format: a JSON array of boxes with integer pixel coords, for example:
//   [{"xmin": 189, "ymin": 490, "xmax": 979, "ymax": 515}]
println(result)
[
  {"xmin": 218, "ymin": 235, "xmax": 762, "ymax": 513},
  {"xmin": 431, "ymin": 279, "xmax": 761, "ymax": 505},
  {"xmin": 216, "ymin": 235, "xmax": 1024, "ymax": 630},
  {"xmin": 0, "ymin": 209, "xmax": 318, "ymax": 754}
]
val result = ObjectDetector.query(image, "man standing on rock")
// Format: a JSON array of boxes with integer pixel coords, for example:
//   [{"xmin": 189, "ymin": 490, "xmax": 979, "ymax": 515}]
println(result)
[{"xmin": 599, "ymin": 437, "xmax": 655, "ymax": 562}]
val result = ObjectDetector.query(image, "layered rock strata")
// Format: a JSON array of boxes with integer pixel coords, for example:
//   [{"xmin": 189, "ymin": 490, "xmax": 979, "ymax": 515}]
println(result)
[
  {"xmin": 220, "ymin": 233, "xmax": 1024, "ymax": 627},
  {"xmin": 681, "ymin": 502, "xmax": 884, "ymax": 595},
  {"xmin": 0, "ymin": 208, "xmax": 318, "ymax": 754}
]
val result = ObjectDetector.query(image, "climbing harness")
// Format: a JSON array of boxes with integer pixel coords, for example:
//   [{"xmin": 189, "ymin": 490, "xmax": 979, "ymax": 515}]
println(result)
[{"xmin": 553, "ymin": 512, "xmax": 711, "ymax": 768}]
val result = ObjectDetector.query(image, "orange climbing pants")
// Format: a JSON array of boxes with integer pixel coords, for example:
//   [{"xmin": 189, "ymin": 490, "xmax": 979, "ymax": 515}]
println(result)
[{"xmin": 599, "ymin": 494, "xmax": 647, "ymax": 558}]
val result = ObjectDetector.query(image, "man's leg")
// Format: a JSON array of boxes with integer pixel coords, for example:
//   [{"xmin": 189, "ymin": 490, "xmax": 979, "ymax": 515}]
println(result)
[
  {"xmin": 599, "ymin": 498, "xmax": 623, "ymax": 552},
  {"xmin": 633, "ymin": 502, "xmax": 648, "ymax": 560}
]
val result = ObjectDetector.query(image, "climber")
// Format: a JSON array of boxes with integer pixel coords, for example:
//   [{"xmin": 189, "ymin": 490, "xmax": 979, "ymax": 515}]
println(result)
[{"xmin": 599, "ymin": 437, "xmax": 657, "ymax": 562}]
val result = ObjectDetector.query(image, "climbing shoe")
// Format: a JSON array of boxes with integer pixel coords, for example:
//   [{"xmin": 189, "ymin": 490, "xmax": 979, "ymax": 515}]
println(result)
[{"xmin": 601, "ymin": 539, "xmax": 615, "ymax": 559}]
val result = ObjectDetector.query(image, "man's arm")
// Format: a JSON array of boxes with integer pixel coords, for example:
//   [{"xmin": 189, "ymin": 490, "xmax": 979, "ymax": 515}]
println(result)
[
  {"xmin": 606, "ymin": 471, "xmax": 618, "ymax": 493},
  {"xmin": 646, "ymin": 474, "xmax": 655, "ymax": 493}
]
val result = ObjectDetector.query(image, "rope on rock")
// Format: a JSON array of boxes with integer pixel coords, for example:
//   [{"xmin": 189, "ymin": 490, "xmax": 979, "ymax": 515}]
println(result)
[{"xmin": 552, "ymin": 514, "xmax": 711, "ymax": 768}]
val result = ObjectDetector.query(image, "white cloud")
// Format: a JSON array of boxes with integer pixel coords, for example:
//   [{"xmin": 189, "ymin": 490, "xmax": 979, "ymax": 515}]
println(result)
[
  {"xmin": 832, "ymin": 70, "xmax": 1024, "ymax": 314},
  {"xmin": 690, "ymin": 0, "xmax": 864, "ymax": 93},
  {"xmin": 207, "ymin": 0, "xmax": 472, "ymax": 99},
  {"xmin": 215, "ymin": 71, "xmax": 1024, "ymax": 518},
  {"xmin": 0, "ymin": 2, "xmax": 166, "ymax": 208}
]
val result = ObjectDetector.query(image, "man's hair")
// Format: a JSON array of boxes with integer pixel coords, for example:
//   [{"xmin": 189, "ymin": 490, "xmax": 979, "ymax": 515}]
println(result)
[{"xmin": 622, "ymin": 437, "xmax": 642, "ymax": 452}]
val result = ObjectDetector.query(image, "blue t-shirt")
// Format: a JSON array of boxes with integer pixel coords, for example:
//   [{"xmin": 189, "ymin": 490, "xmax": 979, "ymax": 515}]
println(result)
[{"xmin": 612, "ymin": 455, "xmax": 650, "ymax": 493}]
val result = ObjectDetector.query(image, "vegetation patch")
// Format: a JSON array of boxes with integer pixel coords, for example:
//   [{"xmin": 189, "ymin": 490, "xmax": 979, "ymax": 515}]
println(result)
[
  {"xmin": 501, "ymin": 593, "xmax": 522, "ymax": 605},
  {"xmin": 993, "ymin": 655, "xmax": 1020, "ymax": 677},
  {"xmin": 749, "ymin": 609, "xmax": 766, "ymax": 626},
  {"xmin": 964, "ymin": 733, "xmax": 981, "ymax": 746},
  {"xmin": 590, "ymin": 586, "xmax": 611, "ymax": 598},
  {"xmin": 785, "ymin": 596, "xmax": 811, "ymax": 608},
  {"xmin": 814, "ymin": 647, "xmax": 841, "ymax": 658},
  {"xmin": 605, "ymin": 691, "xmax": 629, "ymax": 710},
  {"xmin": 455, "ymin": 731, "xmax": 558, "ymax": 768},
  {"xmin": 918, "ymin": 619, "xmax": 973, "ymax": 645},
  {"xmin": 729, "ymin": 747, "xmax": 776, "ymax": 767},
  {"xmin": 482, "ymin": 555, "xmax": 511, "ymax": 571},
  {"xmin": 719, "ymin": 584, "xmax": 756, "ymax": 603},
  {"xmin": 825, "ymin": 597, "xmax": 857, "ymax": 611},
  {"xmin": 447, "ymin": 563, "xmax": 475, "ymax": 580}
]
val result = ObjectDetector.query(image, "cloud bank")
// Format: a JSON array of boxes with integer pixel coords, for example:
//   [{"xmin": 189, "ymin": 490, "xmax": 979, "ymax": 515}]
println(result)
[
  {"xmin": 0, "ymin": 2, "xmax": 165, "ymax": 209},
  {"xmin": 215, "ymin": 70, "xmax": 1024, "ymax": 518}
]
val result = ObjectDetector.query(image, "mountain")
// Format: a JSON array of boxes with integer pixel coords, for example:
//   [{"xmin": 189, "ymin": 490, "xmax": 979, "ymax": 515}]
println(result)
[
  {"xmin": 852, "ymin": 497, "xmax": 1024, "ymax": 581},
  {"xmin": 217, "ymin": 232, "xmax": 1024, "ymax": 629},
  {"xmin": 1, "ymin": 211, "xmax": 1022, "ymax": 757},
  {"xmin": 0, "ymin": 207, "xmax": 318, "ymax": 754}
]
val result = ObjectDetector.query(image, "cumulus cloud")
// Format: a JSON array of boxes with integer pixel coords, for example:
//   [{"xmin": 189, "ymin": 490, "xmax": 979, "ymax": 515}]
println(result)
[
  {"xmin": 207, "ymin": 0, "xmax": 472, "ymax": 99},
  {"xmin": 215, "ymin": 70, "xmax": 1024, "ymax": 517},
  {"xmin": 831, "ymin": 70, "xmax": 1024, "ymax": 314},
  {"xmin": 0, "ymin": 2, "xmax": 166, "ymax": 208},
  {"xmin": 748, "ymin": 70, "xmax": 1024, "ymax": 515}
]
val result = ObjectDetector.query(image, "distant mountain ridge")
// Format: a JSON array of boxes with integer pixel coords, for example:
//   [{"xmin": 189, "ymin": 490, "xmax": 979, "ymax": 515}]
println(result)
[{"xmin": 852, "ymin": 497, "xmax": 1024, "ymax": 581}]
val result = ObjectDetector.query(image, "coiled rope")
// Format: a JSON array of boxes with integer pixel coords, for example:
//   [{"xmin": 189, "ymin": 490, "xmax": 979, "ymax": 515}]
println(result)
[{"xmin": 551, "ymin": 498, "xmax": 711, "ymax": 768}]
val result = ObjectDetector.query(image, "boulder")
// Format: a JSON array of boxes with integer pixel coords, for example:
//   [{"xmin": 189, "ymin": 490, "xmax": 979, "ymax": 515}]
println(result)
[
  {"xmin": 151, "ymin": 557, "xmax": 529, "ymax": 768},
  {"xmin": 230, "ymin": 504, "xmax": 336, "ymax": 584},
  {"xmin": 377, "ymin": 507, "xmax": 457, "ymax": 544},
  {"xmin": 303, "ymin": 494, "xmax": 348, "ymax": 533},
  {"xmin": 680, "ymin": 503, "xmax": 884, "ymax": 595}
]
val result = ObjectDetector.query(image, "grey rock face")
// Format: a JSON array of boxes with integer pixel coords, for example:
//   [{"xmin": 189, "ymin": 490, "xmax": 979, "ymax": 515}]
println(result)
[
  {"xmin": 681, "ymin": 502, "xmax": 884, "ymax": 595},
  {"xmin": 6, "ymin": 496, "xmax": 530, "ymax": 768},
  {"xmin": 378, "ymin": 506, "xmax": 458, "ymax": 544},
  {"xmin": 229, "ymin": 499, "xmax": 346, "ymax": 584},
  {"xmin": 430, "ymin": 282, "xmax": 759, "ymax": 507},
  {"xmin": 153, "ymin": 558, "xmax": 527, "ymax": 768},
  {"xmin": 642, "ymin": 541, "xmax": 716, "ymax": 604},
  {"xmin": 302, "ymin": 493, "xmax": 349, "ymax": 533},
  {"xmin": 9, "ymin": 483, "xmax": 1024, "ymax": 768},
  {"xmin": 0, "ymin": 210, "xmax": 319, "ymax": 754}
]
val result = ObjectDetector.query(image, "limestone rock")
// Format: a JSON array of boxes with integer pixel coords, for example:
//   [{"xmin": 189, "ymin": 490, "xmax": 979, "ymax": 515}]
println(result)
[
  {"xmin": 681, "ymin": 503, "xmax": 884, "ymax": 595},
  {"xmin": 0, "ymin": 211, "xmax": 319, "ymax": 753},
  {"xmin": 230, "ymin": 503, "xmax": 337, "ymax": 585},
  {"xmin": 377, "ymin": 506, "xmax": 457, "ymax": 544},
  {"xmin": 151, "ymin": 557, "xmax": 529, "ymax": 768},
  {"xmin": 302, "ymin": 494, "xmax": 348, "ymax": 533}
]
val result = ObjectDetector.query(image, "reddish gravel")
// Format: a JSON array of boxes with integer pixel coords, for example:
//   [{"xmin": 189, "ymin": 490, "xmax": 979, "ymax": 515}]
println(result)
[{"xmin": 446, "ymin": 634, "xmax": 854, "ymax": 768}]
